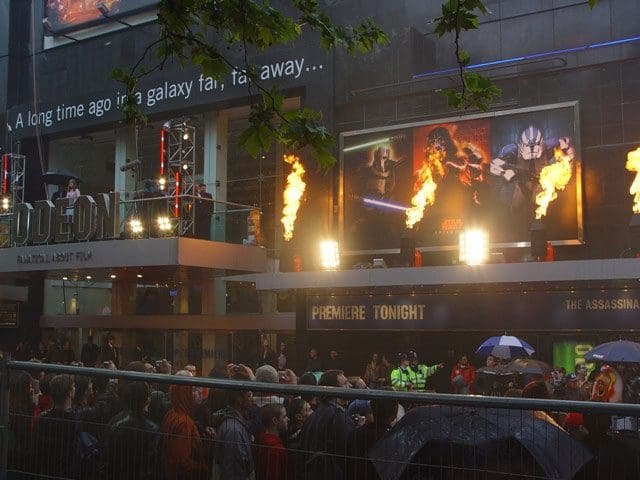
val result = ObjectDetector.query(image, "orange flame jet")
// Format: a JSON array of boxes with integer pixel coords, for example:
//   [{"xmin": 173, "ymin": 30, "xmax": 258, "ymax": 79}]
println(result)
[
  {"xmin": 534, "ymin": 148, "xmax": 573, "ymax": 219},
  {"xmin": 405, "ymin": 149, "xmax": 445, "ymax": 229},
  {"xmin": 625, "ymin": 147, "xmax": 640, "ymax": 214},
  {"xmin": 281, "ymin": 155, "xmax": 306, "ymax": 241}
]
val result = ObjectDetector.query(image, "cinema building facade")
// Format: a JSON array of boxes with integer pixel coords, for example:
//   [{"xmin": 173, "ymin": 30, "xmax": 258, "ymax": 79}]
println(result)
[{"xmin": 0, "ymin": 0, "xmax": 639, "ymax": 373}]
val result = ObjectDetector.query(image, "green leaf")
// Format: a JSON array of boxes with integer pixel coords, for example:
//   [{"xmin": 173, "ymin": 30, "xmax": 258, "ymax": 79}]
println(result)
[{"xmin": 588, "ymin": 0, "xmax": 598, "ymax": 8}]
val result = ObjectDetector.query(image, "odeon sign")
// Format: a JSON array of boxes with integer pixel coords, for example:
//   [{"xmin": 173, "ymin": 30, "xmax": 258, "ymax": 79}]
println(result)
[{"xmin": 12, "ymin": 193, "xmax": 119, "ymax": 246}]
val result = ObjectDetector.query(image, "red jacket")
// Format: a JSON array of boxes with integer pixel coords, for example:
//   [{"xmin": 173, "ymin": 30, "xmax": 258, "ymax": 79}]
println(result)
[
  {"xmin": 450, "ymin": 363, "xmax": 476, "ymax": 391},
  {"xmin": 257, "ymin": 431, "xmax": 288, "ymax": 480}
]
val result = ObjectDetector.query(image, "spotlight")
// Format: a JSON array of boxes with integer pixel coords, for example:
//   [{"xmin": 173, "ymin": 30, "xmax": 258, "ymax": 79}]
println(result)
[
  {"xmin": 136, "ymin": 274, "xmax": 143, "ymax": 278},
  {"xmin": 62, "ymin": 276, "xmax": 68, "ymax": 281},
  {"xmin": 459, "ymin": 229, "xmax": 489, "ymax": 266},
  {"xmin": 158, "ymin": 177, "xmax": 166, "ymax": 191},
  {"xmin": 86, "ymin": 275, "xmax": 92, "ymax": 280},
  {"xmin": 1, "ymin": 197, "xmax": 10, "ymax": 210},
  {"xmin": 182, "ymin": 163, "xmax": 189, "ymax": 171},
  {"xmin": 110, "ymin": 274, "xmax": 117, "ymax": 279},
  {"xmin": 157, "ymin": 215, "xmax": 172, "ymax": 232},
  {"xmin": 182, "ymin": 132, "xmax": 189, "ymax": 140},
  {"xmin": 129, "ymin": 217, "xmax": 143, "ymax": 234},
  {"xmin": 320, "ymin": 240, "xmax": 340, "ymax": 270}
]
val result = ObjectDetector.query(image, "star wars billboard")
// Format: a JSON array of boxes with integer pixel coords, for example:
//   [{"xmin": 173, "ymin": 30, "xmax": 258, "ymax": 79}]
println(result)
[
  {"xmin": 340, "ymin": 102, "xmax": 582, "ymax": 253},
  {"xmin": 45, "ymin": 0, "xmax": 158, "ymax": 34}
]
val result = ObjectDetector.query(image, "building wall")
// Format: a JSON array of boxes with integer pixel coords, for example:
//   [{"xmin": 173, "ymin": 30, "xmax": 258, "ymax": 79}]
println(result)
[{"xmin": 2, "ymin": 0, "xmax": 640, "ymax": 260}]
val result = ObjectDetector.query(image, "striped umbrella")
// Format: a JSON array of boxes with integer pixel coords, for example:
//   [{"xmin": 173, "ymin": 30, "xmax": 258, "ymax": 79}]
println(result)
[{"xmin": 476, "ymin": 335, "xmax": 535, "ymax": 359}]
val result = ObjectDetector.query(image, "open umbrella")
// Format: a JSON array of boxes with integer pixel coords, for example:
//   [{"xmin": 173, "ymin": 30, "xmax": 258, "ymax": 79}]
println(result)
[
  {"xmin": 370, "ymin": 405, "xmax": 591, "ymax": 480},
  {"xmin": 476, "ymin": 335, "xmax": 535, "ymax": 359},
  {"xmin": 507, "ymin": 358, "xmax": 552, "ymax": 376},
  {"xmin": 42, "ymin": 170, "xmax": 80, "ymax": 185},
  {"xmin": 584, "ymin": 340, "xmax": 640, "ymax": 363}
]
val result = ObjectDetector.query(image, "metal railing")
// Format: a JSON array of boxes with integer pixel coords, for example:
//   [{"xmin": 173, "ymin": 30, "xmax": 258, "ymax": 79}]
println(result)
[{"xmin": 2, "ymin": 359, "xmax": 640, "ymax": 479}]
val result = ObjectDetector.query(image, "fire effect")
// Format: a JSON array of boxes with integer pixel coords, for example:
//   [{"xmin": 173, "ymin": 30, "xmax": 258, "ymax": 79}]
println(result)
[
  {"xmin": 405, "ymin": 149, "xmax": 445, "ymax": 229},
  {"xmin": 625, "ymin": 147, "xmax": 640, "ymax": 213},
  {"xmin": 534, "ymin": 148, "xmax": 573, "ymax": 219},
  {"xmin": 281, "ymin": 155, "xmax": 306, "ymax": 241}
]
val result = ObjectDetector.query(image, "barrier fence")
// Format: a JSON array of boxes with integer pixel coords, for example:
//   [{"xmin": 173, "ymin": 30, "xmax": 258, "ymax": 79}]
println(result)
[{"xmin": 2, "ymin": 360, "xmax": 640, "ymax": 480}]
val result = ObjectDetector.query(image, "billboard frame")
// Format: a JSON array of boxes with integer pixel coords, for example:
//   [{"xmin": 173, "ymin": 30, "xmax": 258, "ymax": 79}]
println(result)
[{"xmin": 338, "ymin": 101, "xmax": 583, "ymax": 255}]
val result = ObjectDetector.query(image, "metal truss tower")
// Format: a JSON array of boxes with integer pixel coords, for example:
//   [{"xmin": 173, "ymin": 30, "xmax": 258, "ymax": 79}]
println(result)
[
  {"xmin": 165, "ymin": 122, "xmax": 196, "ymax": 236},
  {"xmin": 0, "ymin": 154, "xmax": 26, "ymax": 247}
]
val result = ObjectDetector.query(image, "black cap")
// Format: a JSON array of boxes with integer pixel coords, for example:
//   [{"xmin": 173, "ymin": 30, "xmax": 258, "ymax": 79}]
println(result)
[
  {"xmin": 408, "ymin": 351, "xmax": 418, "ymax": 360},
  {"xmin": 397, "ymin": 352, "xmax": 408, "ymax": 361}
]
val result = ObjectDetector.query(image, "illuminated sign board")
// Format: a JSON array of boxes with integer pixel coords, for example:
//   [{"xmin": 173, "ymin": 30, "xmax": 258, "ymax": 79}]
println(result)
[{"xmin": 12, "ymin": 193, "xmax": 119, "ymax": 246}]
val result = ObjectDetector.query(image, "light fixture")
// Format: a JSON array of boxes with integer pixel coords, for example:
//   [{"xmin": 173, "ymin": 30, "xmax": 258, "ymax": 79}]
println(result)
[
  {"xmin": 158, "ymin": 177, "xmax": 166, "ymax": 191},
  {"xmin": 110, "ymin": 274, "xmax": 117, "ymax": 279},
  {"xmin": 62, "ymin": 276, "xmax": 68, "ymax": 281},
  {"xmin": 1, "ymin": 197, "xmax": 10, "ymax": 210},
  {"xmin": 136, "ymin": 274, "xmax": 143, "ymax": 278},
  {"xmin": 459, "ymin": 229, "xmax": 489, "ymax": 266},
  {"xmin": 129, "ymin": 217, "xmax": 143, "ymax": 234},
  {"xmin": 182, "ymin": 132, "xmax": 189, "ymax": 140},
  {"xmin": 182, "ymin": 163, "xmax": 189, "ymax": 170},
  {"xmin": 86, "ymin": 275, "xmax": 92, "ymax": 280},
  {"xmin": 96, "ymin": 2, "xmax": 133, "ymax": 27},
  {"xmin": 157, "ymin": 215, "xmax": 172, "ymax": 232},
  {"xmin": 42, "ymin": 18, "xmax": 78, "ymax": 41},
  {"xmin": 320, "ymin": 240, "xmax": 340, "ymax": 270}
]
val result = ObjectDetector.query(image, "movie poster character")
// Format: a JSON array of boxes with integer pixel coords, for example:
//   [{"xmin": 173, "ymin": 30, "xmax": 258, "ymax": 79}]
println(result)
[
  {"xmin": 489, "ymin": 108, "xmax": 577, "ymax": 241},
  {"xmin": 410, "ymin": 120, "xmax": 491, "ymax": 245},
  {"xmin": 343, "ymin": 132, "xmax": 412, "ymax": 251},
  {"xmin": 46, "ymin": 0, "xmax": 153, "ymax": 32}
]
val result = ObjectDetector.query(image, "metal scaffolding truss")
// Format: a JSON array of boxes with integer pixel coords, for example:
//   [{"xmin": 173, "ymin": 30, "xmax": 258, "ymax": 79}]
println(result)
[
  {"xmin": 165, "ymin": 122, "xmax": 196, "ymax": 236},
  {"xmin": 0, "ymin": 154, "xmax": 25, "ymax": 247}
]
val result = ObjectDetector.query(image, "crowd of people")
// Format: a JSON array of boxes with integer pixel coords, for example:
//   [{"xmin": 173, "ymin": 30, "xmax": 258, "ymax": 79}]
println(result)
[{"xmin": 5, "ymin": 339, "xmax": 640, "ymax": 480}]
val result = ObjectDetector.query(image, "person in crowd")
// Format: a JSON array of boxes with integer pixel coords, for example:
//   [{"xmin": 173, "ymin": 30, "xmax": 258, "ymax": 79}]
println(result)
[
  {"xmin": 61, "ymin": 340, "xmax": 76, "ymax": 364},
  {"xmin": 298, "ymin": 371, "xmax": 319, "ymax": 410},
  {"xmin": 135, "ymin": 342, "xmax": 150, "ymax": 363},
  {"xmin": 325, "ymin": 349, "xmax": 341, "ymax": 371},
  {"xmin": 66, "ymin": 178, "xmax": 81, "ymax": 201},
  {"xmin": 73, "ymin": 375, "xmax": 94, "ymax": 409},
  {"xmin": 450, "ymin": 354, "xmax": 476, "ymax": 394},
  {"xmin": 13, "ymin": 341, "xmax": 31, "ymax": 361},
  {"xmin": 162, "ymin": 370, "xmax": 209, "ymax": 480},
  {"xmin": 363, "ymin": 353, "xmax": 379, "ymax": 387},
  {"xmin": 350, "ymin": 376, "xmax": 368, "ymax": 389},
  {"xmin": 286, "ymin": 398, "xmax": 312, "ymax": 449},
  {"xmin": 100, "ymin": 335, "xmax": 119, "ymax": 368},
  {"xmin": 347, "ymin": 399, "xmax": 373, "ymax": 425},
  {"xmin": 521, "ymin": 380, "xmax": 562, "ymax": 428},
  {"xmin": 576, "ymin": 363, "xmax": 591, "ymax": 391},
  {"xmin": 102, "ymin": 379, "xmax": 161, "ymax": 480},
  {"xmin": 80, "ymin": 335, "xmax": 99, "ymax": 367},
  {"xmin": 212, "ymin": 378, "xmax": 255, "ymax": 480},
  {"xmin": 278, "ymin": 341, "xmax": 288, "ymax": 370},
  {"xmin": 34, "ymin": 340, "xmax": 49, "ymax": 362},
  {"xmin": 51, "ymin": 183, "xmax": 66, "ymax": 203},
  {"xmin": 305, "ymin": 347, "xmax": 323, "ymax": 373},
  {"xmin": 195, "ymin": 183, "xmax": 213, "ymax": 239},
  {"xmin": 377, "ymin": 354, "xmax": 392, "ymax": 387},
  {"xmin": 258, "ymin": 336, "xmax": 278, "ymax": 369},
  {"xmin": 299, "ymin": 369, "xmax": 355, "ymax": 479},
  {"xmin": 254, "ymin": 365, "xmax": 286, "ymax": 407},
  {"xmin": 408, "ymin": 350, "xmax": 444, "ymax": 392},
  {"xmin": 32, "ymin": 374, "xmax": 78, "ymax": 478},
  {"xmin": 391, "ymin": 352, "xmax": 413, "ymax": 391},
  {"xmin": 33, "ymin": 373, "xmax": 54, "ymax": 423},
  {"xmin": 8, "ymin": 370, "xmax": 35, "ymax": 475},
  {"xmin": 256, "ymin": 404, "xmax": 290, "ymax": 480},
  {"xmin": 347, "ymin": 390, "xmax": 399, "ymax": 480}
]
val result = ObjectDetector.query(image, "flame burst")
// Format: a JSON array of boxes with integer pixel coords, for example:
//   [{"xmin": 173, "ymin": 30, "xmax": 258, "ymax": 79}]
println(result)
[
  {"xmin": 405, "ymin": 149, "xmax": 445, "ymax": 229},
  {"xmin": 535, "ymin": 148, "xmax": 573, "ymax": 219},
  {"xmin": 281, "ymin": 155, "xmax": 306, "ymax": 241},
  {"xmin": 625, "ymin": 147, "xmax": 640, "ymax": 214}
]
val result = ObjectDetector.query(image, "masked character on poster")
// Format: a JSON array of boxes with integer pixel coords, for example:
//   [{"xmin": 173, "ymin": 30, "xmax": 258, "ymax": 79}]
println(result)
[
  {"xmin": 361, "ymin": 145, "xmax": 402, "ymax": 200},
  {"xmin": 490, "ymin": 125, "xmax": 574, "ymax": 213},
  {"xmin": 426, "ymin": 127, "xmax": 486, "ymax": 206},
  {"xmin": 591, "ymin": 365, "xmax": 623, "ymax": 403}
]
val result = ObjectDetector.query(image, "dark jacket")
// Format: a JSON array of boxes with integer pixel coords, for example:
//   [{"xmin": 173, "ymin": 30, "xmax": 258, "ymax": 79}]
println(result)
[
  {"xmin": 213, "ymin": 407, "xmax": 255, "ymax": 480},
  {"xmin": 102, "ymin": 412, "xmax": 161, "ymax": 480},
  {"xmin": 32, "ymin": 408, "xmax": 79, "ymax": 478},
  {"xmin": 80, "ymin": 342, "xmax": 100, "ymax": 367},
  {"xmin": 298, "ymin": 401, "xmax": 355, "ymax": 480}
]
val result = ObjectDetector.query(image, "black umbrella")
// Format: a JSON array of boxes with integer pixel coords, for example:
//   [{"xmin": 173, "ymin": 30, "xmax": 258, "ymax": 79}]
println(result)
[
  {"xmin": 42, "ymin": 170, "xmax": 80, "ymax": 185},
  {"xmin": 507, "ymin": 358, "xmax": 552, "ymax": 376},
  {"xmin": 370, "ymin": 405, "xmax": 591, "ymax": 480}
]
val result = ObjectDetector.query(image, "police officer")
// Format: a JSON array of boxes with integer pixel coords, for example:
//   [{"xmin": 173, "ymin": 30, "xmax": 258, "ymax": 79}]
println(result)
[
  {"xmin": 408, "ymin": 351, "xmax": 444, "ymax": 392},
  {"xmin": 391, "ymin": 353, "xmax": 413, "ymax": 391}
]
